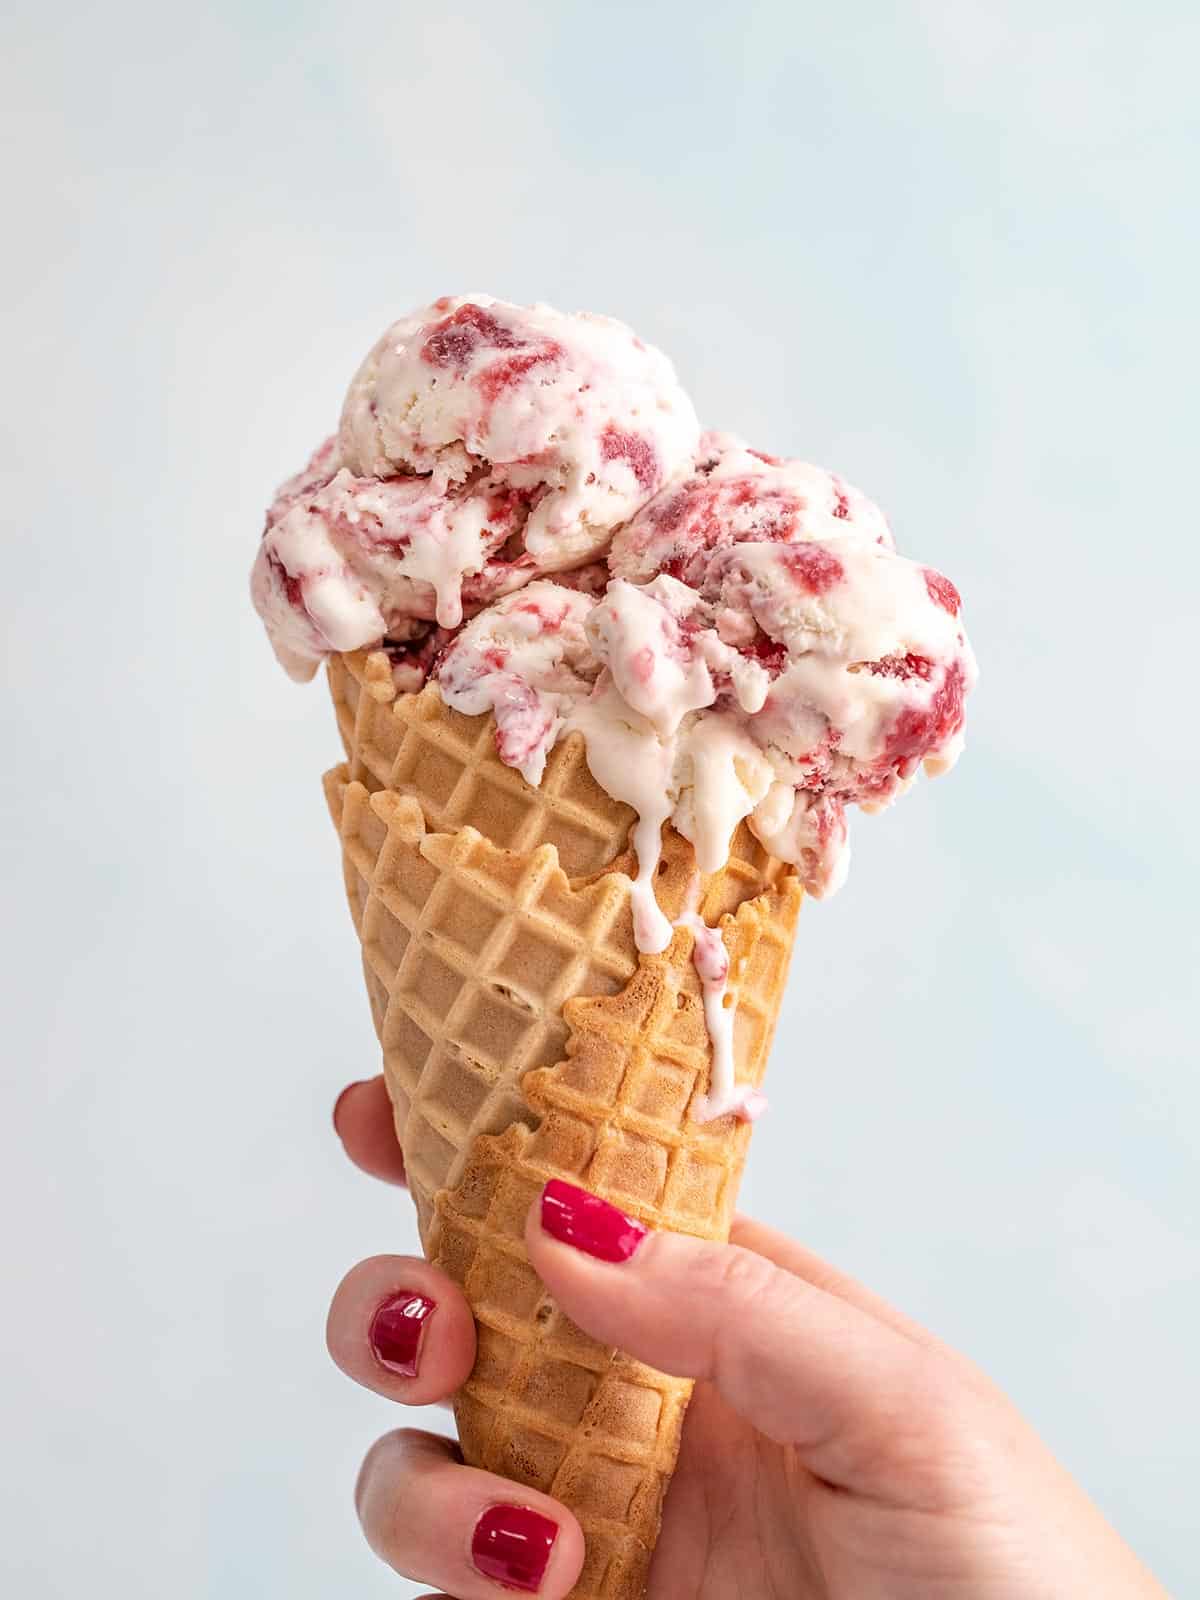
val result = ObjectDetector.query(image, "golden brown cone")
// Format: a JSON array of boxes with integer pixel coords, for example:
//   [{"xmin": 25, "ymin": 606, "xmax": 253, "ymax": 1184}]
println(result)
[{"xmin": 324, "ymin": 649, "xmax": 802, "ymax": 1596}]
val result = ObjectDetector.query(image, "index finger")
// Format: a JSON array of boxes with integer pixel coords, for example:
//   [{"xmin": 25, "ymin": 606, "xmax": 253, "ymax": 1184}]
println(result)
[{"xmin": 526, "ymin": 1183, "xmax": 972, "ymax": 1501}]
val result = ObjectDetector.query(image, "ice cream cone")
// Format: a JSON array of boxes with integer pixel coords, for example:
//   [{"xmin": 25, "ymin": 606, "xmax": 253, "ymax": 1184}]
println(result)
[
  {"xmin": 325, "ymin": 647, "xmax": 802, "ymax": 1597},
  {"xmin": 250, "ymin": 292, "xmax": 975, "ymax": 1600}
]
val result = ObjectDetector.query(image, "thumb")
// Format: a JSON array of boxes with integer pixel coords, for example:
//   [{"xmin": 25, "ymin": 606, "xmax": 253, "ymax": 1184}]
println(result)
[{"xmin": 526, "ymin": 1180, "xmax": 962, "ymax": 1501}]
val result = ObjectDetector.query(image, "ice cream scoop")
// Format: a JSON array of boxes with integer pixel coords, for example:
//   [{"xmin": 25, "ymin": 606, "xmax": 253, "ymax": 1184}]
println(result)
[
  {"xmin": 249, "ymin": 436, "xmax": 537, "ymax": 679},
  {"xmin": 436, "ymin": 482, "xmax": 976, "ymax": 928},
  {"xmin": 608, "ymin": 430, "xmax": 893, "ymax": 587},
  {"xmin": 689, "ymin": 535, "xmax": 976, "ymax": 894},
  {"xmin": 434, "ymin": 582, "xmax": 601, "ymax": 786},
  {"xmin": 252, "ymin": 295, "xmax": 700, "ymax": 680}
]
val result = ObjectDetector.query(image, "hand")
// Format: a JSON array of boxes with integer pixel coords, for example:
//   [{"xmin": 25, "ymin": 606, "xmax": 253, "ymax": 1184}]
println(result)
[{"xmin": 329, "ymin": 1076, "xmax": 1165, "ymax": 1599}]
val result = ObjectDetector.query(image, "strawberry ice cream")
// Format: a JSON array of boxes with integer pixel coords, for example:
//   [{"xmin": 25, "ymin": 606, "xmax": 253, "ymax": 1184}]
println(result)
[
  {"xmin": 435, "ymin": 534, "xmax": 975, "ymax": 945},
  {"xmin": 434, "ymin": 583, "xmax": 600, "ymax": 787},
  {"xmin": 249, "ymin": 435, "xmax": 536, "ymax": 681},
  {"xmin": 252, "ymin": 294, "xmax": 977, "ymax": 1120},
  {"xmin": 252, "ymin": 295, "xmax": 700, "ymax": 681},
  {"xmin": 608, "ymin": 431, "xmax": 894, "ymax": 587}
]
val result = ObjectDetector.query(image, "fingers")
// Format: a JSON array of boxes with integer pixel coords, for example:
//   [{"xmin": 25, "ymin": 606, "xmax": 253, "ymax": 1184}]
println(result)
[
  {"xmin": 356, "ymin": 1429, "xmax": 584, "ymax": 1597},
  {"xmin": 327, "ymin": 1255, "xmax": 476, "ymax": 1408},
  {"xmin": 333, "ymin": 1076, "xmax": 408, "ymax": 1185},
  {"xmin": 528, "ymin": 1181, "xmax": 972, "ymax": 1502},
  {"xmin": 332, "ymin": 1259, "xmax": 577, "ymax": 1591}
]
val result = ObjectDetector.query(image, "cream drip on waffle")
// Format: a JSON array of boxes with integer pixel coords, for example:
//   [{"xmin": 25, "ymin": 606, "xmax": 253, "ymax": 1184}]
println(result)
[{"xmin": 676, "ymin": 897, "xmax": 765, "ymax": 1125}]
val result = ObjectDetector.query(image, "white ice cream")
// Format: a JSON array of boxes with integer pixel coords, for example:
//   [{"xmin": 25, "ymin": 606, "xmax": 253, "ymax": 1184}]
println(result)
[{"xmin": 252, "ymin": 295, "xmax": 700, "ymax": 681}]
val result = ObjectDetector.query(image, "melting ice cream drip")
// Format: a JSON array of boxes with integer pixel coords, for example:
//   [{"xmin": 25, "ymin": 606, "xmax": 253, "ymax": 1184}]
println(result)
[
  {"xmin": 570, "ymin": 733, "xmax": 762, "ymax": 1122},
  {"xmin": 630, "ymin": 824, "xmax": 675, "ymax": 954},
  {"xmin": 675, "ymin": 877, "xmax": 765, "ymax": 1125},
  {"xmin": 564, "ymin": 682, "xmax": 677, "ymax": 954}
]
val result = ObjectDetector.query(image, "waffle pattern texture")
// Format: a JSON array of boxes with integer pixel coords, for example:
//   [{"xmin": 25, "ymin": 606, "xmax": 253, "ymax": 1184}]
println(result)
[{"xmin": 325, "ymin": 649, "xmax": 802, "ymax": 1597}]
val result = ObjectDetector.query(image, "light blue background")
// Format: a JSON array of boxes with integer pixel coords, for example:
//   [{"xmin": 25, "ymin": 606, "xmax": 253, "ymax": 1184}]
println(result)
[{"xmin": 3, "ymin": 1, "xmax": 1197, "ymax": 1594}]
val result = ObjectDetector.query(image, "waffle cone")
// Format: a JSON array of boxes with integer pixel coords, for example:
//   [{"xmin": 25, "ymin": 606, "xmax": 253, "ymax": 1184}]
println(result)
[{"xmin": 325, "ymin": 649, "xmax": 802, "ymax": 1597}]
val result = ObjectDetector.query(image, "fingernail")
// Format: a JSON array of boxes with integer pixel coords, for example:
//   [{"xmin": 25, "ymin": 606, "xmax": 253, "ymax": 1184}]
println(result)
[
  {"xmin": 332, "ymin": 1079, "xmax": 367, "ymax": 1131},
  {"xmin": 368, "ymin": 1291, "xmax": 436, "ymax": 1377},
  {"xmin": 472, "ymin": 1504, "xmax": 558, "ymax": 1592},
  {"xmin": 540, "ymin": 1179, "xmax": 647, "ymax": 1263}
]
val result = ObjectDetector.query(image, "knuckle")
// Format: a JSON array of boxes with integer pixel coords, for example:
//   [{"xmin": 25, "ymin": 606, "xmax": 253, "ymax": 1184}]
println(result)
[
  {"xmin": 698, "ymin": 1244, "xmax": 795, "ymax": 1393},
  {"xmin": 710, "ymin": 1242, "xmax": 782, "ymax": 1305},
  {"xmin": 698, "ymin": 1242, "xmax": 785, "ymax": 1335}
]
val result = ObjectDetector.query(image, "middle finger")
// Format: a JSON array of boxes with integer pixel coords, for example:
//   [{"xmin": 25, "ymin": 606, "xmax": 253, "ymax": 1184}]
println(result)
[{"xmin": 327, "ymin": 1254, "xmax": 476, "ymax": 1407}]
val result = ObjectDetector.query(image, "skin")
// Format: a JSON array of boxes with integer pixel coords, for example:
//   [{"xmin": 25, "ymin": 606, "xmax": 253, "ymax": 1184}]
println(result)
[{"xmin": 330, "ymin": 1076, "xmax": 1167, "ymax": 1600}]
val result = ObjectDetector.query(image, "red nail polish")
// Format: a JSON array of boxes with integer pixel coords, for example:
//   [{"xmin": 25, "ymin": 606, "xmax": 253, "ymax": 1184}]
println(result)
[
  {"xmin": 472, "ymin": 1503, "xmax": 557, "ymax": 1592},
  {"xmin": 368, "ymin": 1291, "xmax": 436, "ymax": 1377},
  {"xmin": 540, "ymin": 1179, "xmax": 647, "ymax": 1263}
]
